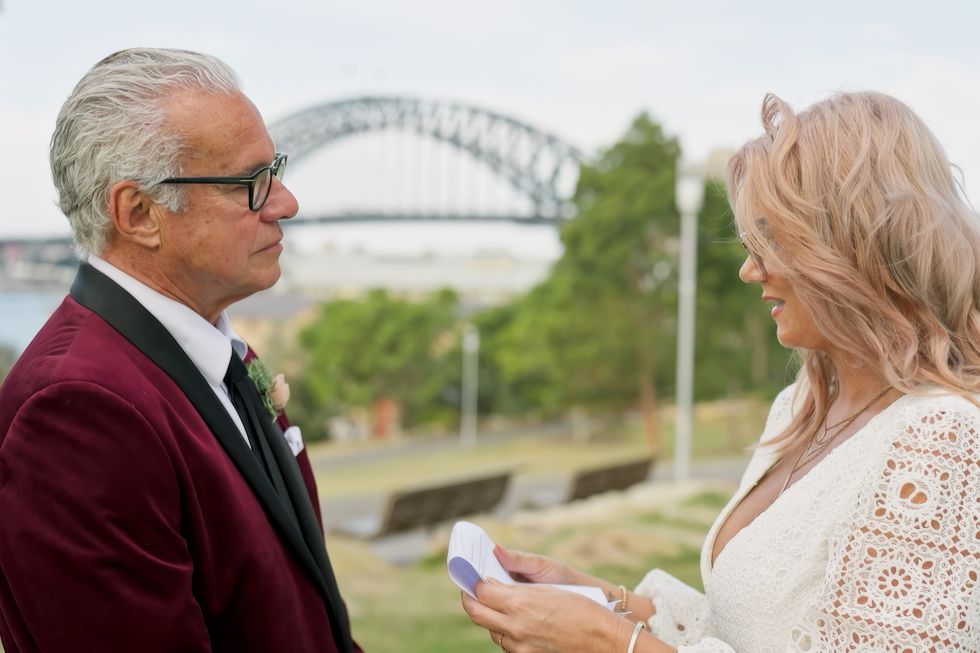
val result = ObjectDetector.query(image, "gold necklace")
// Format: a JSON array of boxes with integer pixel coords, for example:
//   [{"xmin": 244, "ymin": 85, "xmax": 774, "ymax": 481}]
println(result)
[{"xmin": 778, "ymin": 385, "xmax": 892, "ymax": 497}]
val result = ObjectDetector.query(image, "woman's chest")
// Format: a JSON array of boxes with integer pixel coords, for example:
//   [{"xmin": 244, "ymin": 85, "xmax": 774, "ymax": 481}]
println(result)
[
  {"xmin": 709, "ymin": 461, "xmax": 788, "ymax": 567},
  {"xmin": 701, "ymin": 437, "xmax": 885, "ymax": 648},
  {"xmin": 703, "ymin": 466, "xmax": 851, "ymax": 650}
]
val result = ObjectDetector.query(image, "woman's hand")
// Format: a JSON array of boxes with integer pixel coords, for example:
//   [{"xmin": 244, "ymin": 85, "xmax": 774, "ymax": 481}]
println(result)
[
  {"xmin": 492, "ymin": 546, "xmax": 586, "ymax": 585},
  {"xmin": 462, "ymin": 579, "xmax": 632, "ymax": 653},
  {"xmin": 494, "ymin": 546, "xmax": 627, "ymax": 606}
]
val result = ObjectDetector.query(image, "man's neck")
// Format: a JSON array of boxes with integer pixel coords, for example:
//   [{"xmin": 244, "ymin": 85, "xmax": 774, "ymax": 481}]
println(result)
[{"xmin": 98, "ymin": 248, "xmax": 224, "ymax": 324}]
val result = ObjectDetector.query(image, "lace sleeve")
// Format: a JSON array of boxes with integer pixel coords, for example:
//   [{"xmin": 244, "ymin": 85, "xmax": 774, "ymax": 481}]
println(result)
[
  {"xmin": 789, "ymin": 396, "xmax": 980, "ymax": 651},
  {"xmin": 629, "ymin": 386, "xmax": 800, "ymax": 652},
  {"xmin": 633, "ymin": 570, "xmax": 735, "ymax": 652}
]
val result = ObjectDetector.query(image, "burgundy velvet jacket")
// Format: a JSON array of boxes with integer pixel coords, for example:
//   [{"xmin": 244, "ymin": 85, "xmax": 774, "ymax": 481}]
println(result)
[{"xmin": 0, "ymin": 265, "xmax": 359, "ymax": 653}]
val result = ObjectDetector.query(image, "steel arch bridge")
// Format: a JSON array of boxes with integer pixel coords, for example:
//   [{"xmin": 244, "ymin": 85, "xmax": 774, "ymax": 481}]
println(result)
[{"xmin": 268, "ymin": 96, "xmax": 583, "ymax": 225}]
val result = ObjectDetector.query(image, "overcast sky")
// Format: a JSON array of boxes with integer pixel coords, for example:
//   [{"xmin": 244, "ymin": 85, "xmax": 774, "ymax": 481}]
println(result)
[{"xmin": 2, "ymin": 0, "xmax": 979, "ymax": 257}]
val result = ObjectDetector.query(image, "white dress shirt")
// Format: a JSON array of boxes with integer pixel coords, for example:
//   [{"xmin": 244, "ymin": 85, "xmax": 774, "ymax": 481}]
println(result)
[{"xmin": 88, "ymin": 255, "xmax": 252, "ymax": 447}]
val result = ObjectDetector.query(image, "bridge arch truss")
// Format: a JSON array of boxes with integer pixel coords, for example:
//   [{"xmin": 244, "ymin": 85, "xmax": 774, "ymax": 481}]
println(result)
[{"xmin": 268, "ymin": 96, "xmax": 583, "ymax": 224}]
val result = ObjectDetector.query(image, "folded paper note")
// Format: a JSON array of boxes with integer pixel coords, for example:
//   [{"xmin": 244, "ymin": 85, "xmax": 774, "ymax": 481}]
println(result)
[{"xmin": 447, "ymin": 520, "xmax": 610, "ymax": 606}]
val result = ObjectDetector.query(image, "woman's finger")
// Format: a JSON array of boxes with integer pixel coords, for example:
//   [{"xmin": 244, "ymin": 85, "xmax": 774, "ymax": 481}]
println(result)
[
  {"xmin": 461, "ymin": 589, "xmax": 510, "ymax": 633},
  {"xmin": 489, "ymin": 630, "xmax": 505, "ymax": 649},
  {"xmin": 478, "ymin": 577, "xmax": 580, "ymax": 617},
  {"xmin": 462, "ymin": 591, "xmax": 524, "ymax": 652},
  {"xmin": 494, "ymin": 546, "xmax": 580, "ymax": 585},
  {"xmin": 494, "ymin": 545, "xmax": 541, "ymax": 576},
  {"xmin": 473, "ymin": 578, "xmax": 512, "ymax": 613}
]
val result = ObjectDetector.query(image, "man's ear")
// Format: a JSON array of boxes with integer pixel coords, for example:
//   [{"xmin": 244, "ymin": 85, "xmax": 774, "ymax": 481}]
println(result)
[{"xmin": 107, "ymin": 180, "xmax": 162, "ymax": 249}]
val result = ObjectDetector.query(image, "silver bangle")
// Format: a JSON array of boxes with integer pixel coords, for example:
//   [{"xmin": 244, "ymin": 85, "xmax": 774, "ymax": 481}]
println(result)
[{"xmin": 626, "ymin": 620, "xmax": 646, "ymax": 653}]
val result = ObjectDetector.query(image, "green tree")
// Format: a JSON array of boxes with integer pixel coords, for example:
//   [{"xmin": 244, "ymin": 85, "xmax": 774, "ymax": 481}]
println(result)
[
  {"xmin": 292, "ymin": 288, "xmax": 459, "ymax": 440},
  {"xmin": 0, "ymin": 343, "xmax": 17, "ymax": 383},
  {"xmin": 482, "ymin": 284, "xmax": 570, "ymax": 418},
  {"xmin": 495, "ymin": 114, "xmax": 681, "ymax": 453},
  {"xmin": 453, "ymin": 300, "xmax": 560, "ymax": 418},
  {"xmin": 463, "ymin": 124, "xmax": 795, "ymax": 448},
  {"xmin": 693, "ymin": 179, "xmax": 794, "ymax": 402}
]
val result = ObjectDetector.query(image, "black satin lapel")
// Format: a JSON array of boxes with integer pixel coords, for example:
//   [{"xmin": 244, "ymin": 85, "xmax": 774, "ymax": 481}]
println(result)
[
  {"xmin": 260, "ymin": 418, "xmax": 353, "ymax": 652},
  {"xmin": 68, "ymin": 264, "xmax": 329, "ymax": 603}
]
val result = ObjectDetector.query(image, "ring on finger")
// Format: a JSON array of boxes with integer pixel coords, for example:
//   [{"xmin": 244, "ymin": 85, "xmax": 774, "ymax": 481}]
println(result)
[{"xmin": 499, "ymin": 634, "xmax": 510, "ymax": 652}]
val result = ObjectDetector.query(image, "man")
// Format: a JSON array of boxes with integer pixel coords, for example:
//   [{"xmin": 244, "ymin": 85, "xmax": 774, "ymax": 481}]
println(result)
[{"xmin": 0, "ymin": 48, "xmax": 360, "ymax": 652}]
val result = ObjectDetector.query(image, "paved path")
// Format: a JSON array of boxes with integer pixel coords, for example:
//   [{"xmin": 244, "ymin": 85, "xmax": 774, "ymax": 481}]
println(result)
[
  {"xmin": 307, "ymin": 420, "xmax": 570, "ymax": 473},
  {"xmin": 318, "ymin": 454, "xmax": 748, "ymax": 532}
]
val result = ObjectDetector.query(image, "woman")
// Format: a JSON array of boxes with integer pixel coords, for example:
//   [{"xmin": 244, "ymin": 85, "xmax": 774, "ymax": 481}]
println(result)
[{"xmin": 461, "ymin": 91, "xmax": 980, "ymax": 652}]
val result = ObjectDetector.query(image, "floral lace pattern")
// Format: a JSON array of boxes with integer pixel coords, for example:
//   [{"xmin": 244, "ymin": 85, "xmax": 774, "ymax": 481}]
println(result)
[{"xmin": 634, "ymin": 388, "xmax": 979, "ymax": 652}]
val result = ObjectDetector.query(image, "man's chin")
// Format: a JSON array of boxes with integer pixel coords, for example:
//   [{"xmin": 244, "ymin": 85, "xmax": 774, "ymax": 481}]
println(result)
[
  {"xmin": 240, "ymin": 266, "xmax": 283, "ymax": 298},
  {"xmin": 258, "ymin": 268, "xmax": 282, "ymax": 292}
]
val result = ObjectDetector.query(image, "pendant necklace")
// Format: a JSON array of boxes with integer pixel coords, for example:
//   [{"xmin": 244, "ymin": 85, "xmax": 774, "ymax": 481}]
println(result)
[{"xmin": 778, "ymin": 385, "xmax": 891, "ymax": 497}]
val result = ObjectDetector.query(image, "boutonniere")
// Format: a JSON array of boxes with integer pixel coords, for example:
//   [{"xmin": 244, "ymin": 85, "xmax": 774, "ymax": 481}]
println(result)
[{"xmin": 245, "ymin": 358, "xmax": 290, "ymax": 419}]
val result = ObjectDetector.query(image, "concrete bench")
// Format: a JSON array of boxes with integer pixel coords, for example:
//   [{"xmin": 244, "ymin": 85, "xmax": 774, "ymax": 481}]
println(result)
[
  {"xmin": 568, "ymin": 457, "xmax": 653, "ymax": 500},
  {"xmin": 523, "ymin": 457, "xmax": 654, "ymax": 508},
  {"xmin": 332, "ymin": 470, "xmax": 512, "ymax": 539}
]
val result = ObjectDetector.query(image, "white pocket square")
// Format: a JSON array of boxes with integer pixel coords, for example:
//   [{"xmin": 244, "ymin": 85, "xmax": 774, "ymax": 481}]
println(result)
[{"xmin": 282, "ymin": 425, "xmax": 304, "ymax": 456}]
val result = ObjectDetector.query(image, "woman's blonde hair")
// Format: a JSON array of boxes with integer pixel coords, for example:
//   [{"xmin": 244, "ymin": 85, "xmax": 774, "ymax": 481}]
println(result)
[{"xmin": 727, "ymin": 91, "xmax": 980, "ymax": 450}]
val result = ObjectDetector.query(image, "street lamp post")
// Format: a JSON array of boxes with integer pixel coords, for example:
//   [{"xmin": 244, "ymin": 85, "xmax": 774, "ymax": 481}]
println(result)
[
  {"xmin": 460, "ymin": 324, "xmax": 480, "ymax": 448},
  {"xmin": 674, "ymin": 163, "xmax": 705, "ymax": 483}
]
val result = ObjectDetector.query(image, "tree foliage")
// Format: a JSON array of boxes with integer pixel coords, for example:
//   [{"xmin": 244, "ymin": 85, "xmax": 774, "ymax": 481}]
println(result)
[
  {"xmin": 0, "ymin": 344, "xmax": 17, "ymax": 383},
  {"xmin": 693, "ymin": 181, "xmax": 795, "ymax": 400},
  {"xmin": 480, "ymin": 114, "xmax": 681, "ymax": 451},
  {"xmin": 286, "ymin": 113, "xmax": 793, "ymax": 442},
  {"xmin": 293, "ymin": 288, "xmax": 459, "ymax": 439}
]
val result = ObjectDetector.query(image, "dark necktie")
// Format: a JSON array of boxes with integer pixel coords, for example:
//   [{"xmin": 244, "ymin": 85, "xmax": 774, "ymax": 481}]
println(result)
[
  {"xmin": 223, "ymin": 352, "xmax": 289, "ymax": 498},
  {"xmin": 224, "ymin": 352, "xmax": 353, "ymax": 650}
]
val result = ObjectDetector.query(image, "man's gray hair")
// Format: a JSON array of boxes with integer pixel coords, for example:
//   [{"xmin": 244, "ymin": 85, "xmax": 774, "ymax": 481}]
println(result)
[{"xmin": 50, "ymin": 48, "xmax": 241, "ymax": 256}]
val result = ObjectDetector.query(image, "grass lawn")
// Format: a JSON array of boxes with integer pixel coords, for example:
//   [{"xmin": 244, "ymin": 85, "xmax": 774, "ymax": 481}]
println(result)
[
  {"xmin": 307, "ymin": 399, "xmax": 763, "ymax": 650},
  {"xmin": 329, "ymin": 484, "xmax": 731, "ymax": 652},
  {"xmin": 0, "ymin": 400, "xmax": 760, "ymax": 653},
  {"xmin": 309, "ymin": 398, "xmax": 770, "ymax": 498}
]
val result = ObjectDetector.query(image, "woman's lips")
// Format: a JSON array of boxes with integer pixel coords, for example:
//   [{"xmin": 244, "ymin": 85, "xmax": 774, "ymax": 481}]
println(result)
[{"xmin": 763, "ymin": 295, "xmax": 785, "ymax": 317}]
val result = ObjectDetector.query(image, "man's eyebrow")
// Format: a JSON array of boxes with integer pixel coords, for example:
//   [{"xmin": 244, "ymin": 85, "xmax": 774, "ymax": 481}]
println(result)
[
  {"xmin": 236, "ymin": 159, "xmax": 269, "ymax": 177},
  {"xmin": 230, "ymin": 154, "xmax": 275, "ymax": 177}
]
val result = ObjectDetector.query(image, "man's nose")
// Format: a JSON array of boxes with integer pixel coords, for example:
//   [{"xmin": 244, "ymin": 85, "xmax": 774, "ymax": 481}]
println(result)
[{"xmin": 262, "ymin": 177, "xmax": 298, "ymax": 221}]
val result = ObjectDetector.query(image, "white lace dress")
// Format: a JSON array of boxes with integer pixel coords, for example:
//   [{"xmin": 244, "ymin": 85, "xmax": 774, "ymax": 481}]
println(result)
[{"xmin": 634, "ymin": 386, "xmax": 980, "ymax": 652}]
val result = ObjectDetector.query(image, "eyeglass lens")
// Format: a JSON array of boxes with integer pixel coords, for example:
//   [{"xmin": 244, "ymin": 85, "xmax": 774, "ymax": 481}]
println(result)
[
  {"xmin": 739, "ymin": 234, "xmax": 766, "ymax": 276},
  {"xmin": 251, "ymin": 155, "xmax": 287, "ymax": 211}
]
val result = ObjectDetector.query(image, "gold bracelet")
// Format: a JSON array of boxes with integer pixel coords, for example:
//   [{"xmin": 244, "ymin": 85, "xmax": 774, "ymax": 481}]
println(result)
[{"xmin": 618, "ymin": 584, "xmax": 628, "ymax": 612}]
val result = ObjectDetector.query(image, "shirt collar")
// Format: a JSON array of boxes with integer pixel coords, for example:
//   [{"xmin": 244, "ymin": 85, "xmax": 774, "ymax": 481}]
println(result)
[{"xmin": 88, "ymin": 255, "xmax": 247, "ymax": 386}]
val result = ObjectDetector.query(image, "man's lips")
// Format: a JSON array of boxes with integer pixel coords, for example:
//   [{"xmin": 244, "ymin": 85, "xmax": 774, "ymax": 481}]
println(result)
[{"xmin": 256, "ymin": 235, "xmax": 283, "ymax": 253}]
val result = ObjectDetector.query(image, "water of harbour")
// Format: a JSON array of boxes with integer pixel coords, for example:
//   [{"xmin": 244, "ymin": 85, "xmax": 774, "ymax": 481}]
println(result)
[{"xmin": 0, "ymin": 288, "xmax": 68, "ymax": 355}]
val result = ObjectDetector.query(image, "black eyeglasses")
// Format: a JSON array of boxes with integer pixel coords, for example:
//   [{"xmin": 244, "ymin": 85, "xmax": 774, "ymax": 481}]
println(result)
[
  {"xmin": 738, "ymin": 232, "xmax": 767, "ymax": 277},
  {"xmin": 157, "ymin": 153, "xmax": 287, "ymax": 211}
]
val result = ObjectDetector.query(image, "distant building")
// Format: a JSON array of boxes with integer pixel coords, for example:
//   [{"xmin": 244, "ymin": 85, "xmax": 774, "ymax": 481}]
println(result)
[
  {"xmin": 279, "ymin": 245, "xmax": 554, "ymax": 305},
  {"xmin": 228, "ymin": 245, "xmax": 554, "ymax": 363}
]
